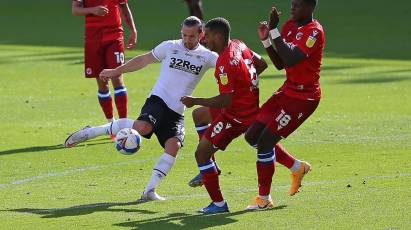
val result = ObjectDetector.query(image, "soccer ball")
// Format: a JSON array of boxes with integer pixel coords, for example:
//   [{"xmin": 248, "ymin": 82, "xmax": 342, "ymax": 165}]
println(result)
[{"xmin": 115, "ymin": 128, "xmax": 142, "ymax": 155}]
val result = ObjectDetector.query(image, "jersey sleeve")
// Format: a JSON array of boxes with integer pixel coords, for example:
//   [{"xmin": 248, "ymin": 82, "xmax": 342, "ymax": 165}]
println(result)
[
  {"xmin": 217, "ymin": 62, "xmax": 237, "ymax": 94},
  {"xmin": 119, "ymin": 0, "xmax": 128, "ymax": 4},
  {"xmin": 207, "ymin": 51, "xmax": 219, "ymax": 68},
  {"xmin": 151, "ymin": 41, "xmax": 169, "ymax": 61},
  {"xmin": 294, "ymin": 27, "xmax": 323, "ymax": 57}
]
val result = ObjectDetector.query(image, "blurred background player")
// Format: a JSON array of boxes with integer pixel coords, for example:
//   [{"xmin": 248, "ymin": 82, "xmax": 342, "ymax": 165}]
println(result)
[
  {"xmin": 180, "ymin": 17, "xmax": 267, "ymax": 214},
  {"xmin": 72, "ymin": 0, "xmax": 137, "ymax": 122},
  {"xmin": 65, "ymin": 16, "xmax": 219, "ymax": 203},
  {"xmin": 184, "ymin": 0, "xmax": 204, "ymax": 20},
  {"xmin": 245, "ymin": 0, "xmax": 324, "ymax": 210}
]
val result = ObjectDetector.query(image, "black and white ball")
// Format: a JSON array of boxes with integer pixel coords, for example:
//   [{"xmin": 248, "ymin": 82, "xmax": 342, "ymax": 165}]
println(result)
[{"xmin": 115, "ymin": 128, "xmax": 142, "ymax": 155}]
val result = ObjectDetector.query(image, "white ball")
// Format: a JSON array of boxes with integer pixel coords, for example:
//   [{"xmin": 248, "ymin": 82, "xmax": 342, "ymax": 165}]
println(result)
[{"xmin": 115, "ymin": 128, "xmax": 142, "ymax": 155}]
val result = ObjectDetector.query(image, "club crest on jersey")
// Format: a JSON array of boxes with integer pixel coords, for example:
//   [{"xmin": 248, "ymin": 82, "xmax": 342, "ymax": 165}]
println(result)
[
  {"xmin": 86, "ymin": 67, "xmax": 92, "ymax": 75},
  {"xmin": 196, "ymin": 55, "xmax": 206, "ymax": 63},
  {"xmin": 306, "ymin": 30, "xmax": 318, "ymax": 48},
  {"xmin": 296, "ymin": 32, "xmax": 303, "ymax": 40}
]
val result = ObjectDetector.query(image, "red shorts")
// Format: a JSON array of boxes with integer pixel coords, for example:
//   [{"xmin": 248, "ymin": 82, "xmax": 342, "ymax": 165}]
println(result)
[
  {"xmin": 256, "ymin": 91, "xmax": 319, "ymax": 138},
  {"xmin": 84, "ymin": 38, "xmax": 125, "ymax": 78},
  {"xmin": 209, "ymin": 107, "xmax": 221, "ymax": 121},
  {"xmin": 204, "ymin": 113, "xmax": 249, "ymax": 151}
]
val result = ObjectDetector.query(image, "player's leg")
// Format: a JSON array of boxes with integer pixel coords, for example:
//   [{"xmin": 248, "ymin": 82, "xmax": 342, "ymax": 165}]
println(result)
[
  {"xmin": 246, "ymin": 127, "xmax": 279, "ymax": 210},
  {"xmin": 64, "ymin": 118, "xmax": 136, "ymax": 147},
  {"xmin": 244, "ymin": 121, "xmax": 266, "ymax": 148},
  {"xmin": 192, "ymin": 106, "xmax": 212, "ymax": 140},
  {"xmin": 64, "ymin": 95, "xmax": 159, "ymax": 147},
  {"xmin": 138, "ymin": 137, "xmax": 181, "ymax": 203},
  {"xmin": 197, "ymin": 116, "xmax": 245, "ymax": 214},
  {"xmin": 138, "ymin": 102, "xmax": 182, "ymax": 202},
  {"xmin": 189, "ymin": 107, "xmax": 221, "ymax": 188},
  {"xmin": 245, "ymin": 120, "xmax": 310, "ymax": 196},
  {"xmin": 196, "ymin": 138, "xmax": 229, "ymax": 214},
  {"xmin": 275, "ymin": 143, "xmax": 311, "ymax": 196},
  {"xmin": 184, "ymin": 0, "xmax": 204, "ymax": 20},
  {"xmin": 85, "ymin": 40, "xmax": 114, "ymax": 122},
  {"xmin": 96, "ymin": 78, "xmax": 114, "ymax": 122},
  {"xmin": 106, "ymin": 39, "xmax": 128, "ymax": 119}
]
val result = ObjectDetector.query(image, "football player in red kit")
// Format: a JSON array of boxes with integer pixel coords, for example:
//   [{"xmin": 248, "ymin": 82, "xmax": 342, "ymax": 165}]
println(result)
[
  {"xmin": 245, "ymin": 0, "xmax": 325, "ymax": 210},
  {"xmin": 181, "ymin": 17, "xmax": 267, "ymax": 214},
  {"xmin": 72, "ymin": 0, "xmax": 137, "ymax": 122}
]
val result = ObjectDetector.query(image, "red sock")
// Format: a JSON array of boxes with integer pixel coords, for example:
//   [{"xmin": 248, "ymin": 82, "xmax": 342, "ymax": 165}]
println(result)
[
  {"xmin": 275, "ymin": 144, "xmax": 295, "ymax": 169},
  {"xmin": 98, "ymin": 90, "xmax": 113, "ymax": 120},
  {"xmin": 257, "ymin": 162, "xmax": 275, "ymax": 196},
  {"xmin": 114, "ymin": 86, "xmax": 128, "ymax": 118},
  {"xmin": 201, "ymin": 169, "xmax": 223, "ymax": 202}
]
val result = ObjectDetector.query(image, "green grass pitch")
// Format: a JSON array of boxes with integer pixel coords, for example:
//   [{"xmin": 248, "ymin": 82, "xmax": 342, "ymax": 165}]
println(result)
[{"xmin": 0, "ymin": 0, "xmax": 410, "ymax": 229}]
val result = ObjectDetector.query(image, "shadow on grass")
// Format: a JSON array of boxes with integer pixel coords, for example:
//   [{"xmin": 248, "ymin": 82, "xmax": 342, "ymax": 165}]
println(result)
[
  {"xmin": 0, "ymin": 139, "xmax": 112, "ymax": 156},
  {"xmin": 3, "ymin": 201, "xmax": 155, "ymax": 218},
  {"xmin": 114, "ymin": 205, "xmax": 287, "ymax": 229},
  {"xmin": 337, "ymin": 76, "xmax": 410, "ymax": 84}
]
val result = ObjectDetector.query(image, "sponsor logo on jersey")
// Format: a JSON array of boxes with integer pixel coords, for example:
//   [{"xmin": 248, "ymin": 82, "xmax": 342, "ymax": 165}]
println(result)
[{"xmin": 169, "ymin": 57, "xmax": 203, "ymax": 75}]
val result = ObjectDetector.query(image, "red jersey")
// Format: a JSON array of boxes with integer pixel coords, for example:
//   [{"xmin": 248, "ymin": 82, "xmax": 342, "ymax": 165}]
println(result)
[
  {"xmin": 279, "ymin": 19, "xmax": 325, "ymax": 101},
  {"xmin": 81, "ymin": 0, "xmax": 127, "ymax": 41},
  {"xmin": 214, "ymin": 40, "xmax": 259, "ymax": 125}
]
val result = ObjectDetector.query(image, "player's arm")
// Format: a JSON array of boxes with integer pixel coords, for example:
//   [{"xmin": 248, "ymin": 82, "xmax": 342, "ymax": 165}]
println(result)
[
  {"xmin": 71, "ymin": 0, "xmax": 108, "ymax": 16},
  {"xmin": 251, "ymin": 51, "xmax": 268, "ymax": 75},
  {"xmin": 180, "ymin": 93, "xmax": 232, "ymax": 108},
  {"xmin": 267, "ymin": 7, "xmax": 306, "ymax": 67},
  {"xmin": 99, "ymin": 52, "xmax": 158, "ymax": 81},
  {"xmin": 120, "ymin": 3, "xmax": 138, "ymax": 49},
  {"xmin": 258, "ymin": 22, "xmax": 284, "ymax": 70}
]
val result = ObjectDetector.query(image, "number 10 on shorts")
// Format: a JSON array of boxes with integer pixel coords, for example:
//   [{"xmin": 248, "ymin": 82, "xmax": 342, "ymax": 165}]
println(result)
[{"xmin": 114, "ymin": 52, "xmax": 125, "ymax": 64}]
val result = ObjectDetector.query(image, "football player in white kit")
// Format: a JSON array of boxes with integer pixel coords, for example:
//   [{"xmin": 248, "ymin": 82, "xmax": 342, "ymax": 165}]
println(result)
[{"xmin": 64, "ymin": 16, "xmax": 218, "ymax": 202}]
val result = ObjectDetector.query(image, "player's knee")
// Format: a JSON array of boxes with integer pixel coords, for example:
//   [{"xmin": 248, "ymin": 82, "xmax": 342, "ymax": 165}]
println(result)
[
  {"xmin": 133, "ymin": 121, "xmax": 152, "ymax": 135},
  {"xmin": 164, "ymin": 138, "xmax": 181, "ymax": 157},
  {"xmin": 257, "ymin": 132, "xmax": 281, "ymax": 153},
  {"xmin": 244, "ymin": 131, "xmax": 258, "ymax": 147},
  {"xmin": 192, "ymin": 107, "xmax": 210, "ymax": 124}
]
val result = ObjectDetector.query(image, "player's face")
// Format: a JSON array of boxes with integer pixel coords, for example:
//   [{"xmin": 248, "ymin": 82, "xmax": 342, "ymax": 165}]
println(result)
[
  {"xmin": 204, "ymin": 28, "xmax": 217, "ymax": 52},
  {"xmin": 181, "ymin": 25, "xmax": 201, "ymax": 50},
  {"xmin": 290, "ymin": 0, "xmax": 312, "ymax": 21}
]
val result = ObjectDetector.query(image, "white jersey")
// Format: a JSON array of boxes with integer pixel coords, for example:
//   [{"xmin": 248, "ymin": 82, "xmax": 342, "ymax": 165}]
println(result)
[{"xmin": 150, "ymin": 39, "xmax": 218, "ymax": 115}]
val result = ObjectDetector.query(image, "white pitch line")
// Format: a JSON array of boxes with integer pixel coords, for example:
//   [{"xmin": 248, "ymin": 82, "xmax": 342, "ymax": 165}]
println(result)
[{"xmin": 0, "ymin": 158, "xmax": 156, "ymax": 189}]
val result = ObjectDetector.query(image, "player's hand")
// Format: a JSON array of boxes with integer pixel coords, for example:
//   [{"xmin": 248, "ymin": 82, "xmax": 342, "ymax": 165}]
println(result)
[
  {"xmin": 180, "ymin": 96, "xmax": 197, "ymax": 108},
  {"xmin": 99, "ymin": 69, "xmax": 120, "ymax": 82},
  {"xmin": 126, "ymin": 30, "xmax": 137, "ymax": 49},
  {"xmin": 258, "ymin": 21, "xmax": 269, "ymax": 40},
  {"xmin": 268, "ymin": 6, "xmax": 281, "ymax": 29},
  {"xmin": 92, "ymin": 6, "xmax": 109, "ymax": 16}
]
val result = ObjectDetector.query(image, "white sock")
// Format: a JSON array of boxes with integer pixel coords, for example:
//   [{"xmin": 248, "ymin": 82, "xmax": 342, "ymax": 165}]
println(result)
[
  {"xmin": 290, "ymin": 160, "xmax": 302, "ymax": 173},
  {"xmin": 87, "ymin": 118, "xmax": 135, "ymax": 139},
  {"xmin": 144, "ymin": 153, "xmax": 176, "ymax": 194},
  {"xmin": 213, "ymin": 200, "xmax": 226, "ymax": 207},
  {"xmin": 259, "ymin": 195, "xmax": 271, "ymax": 201}
]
